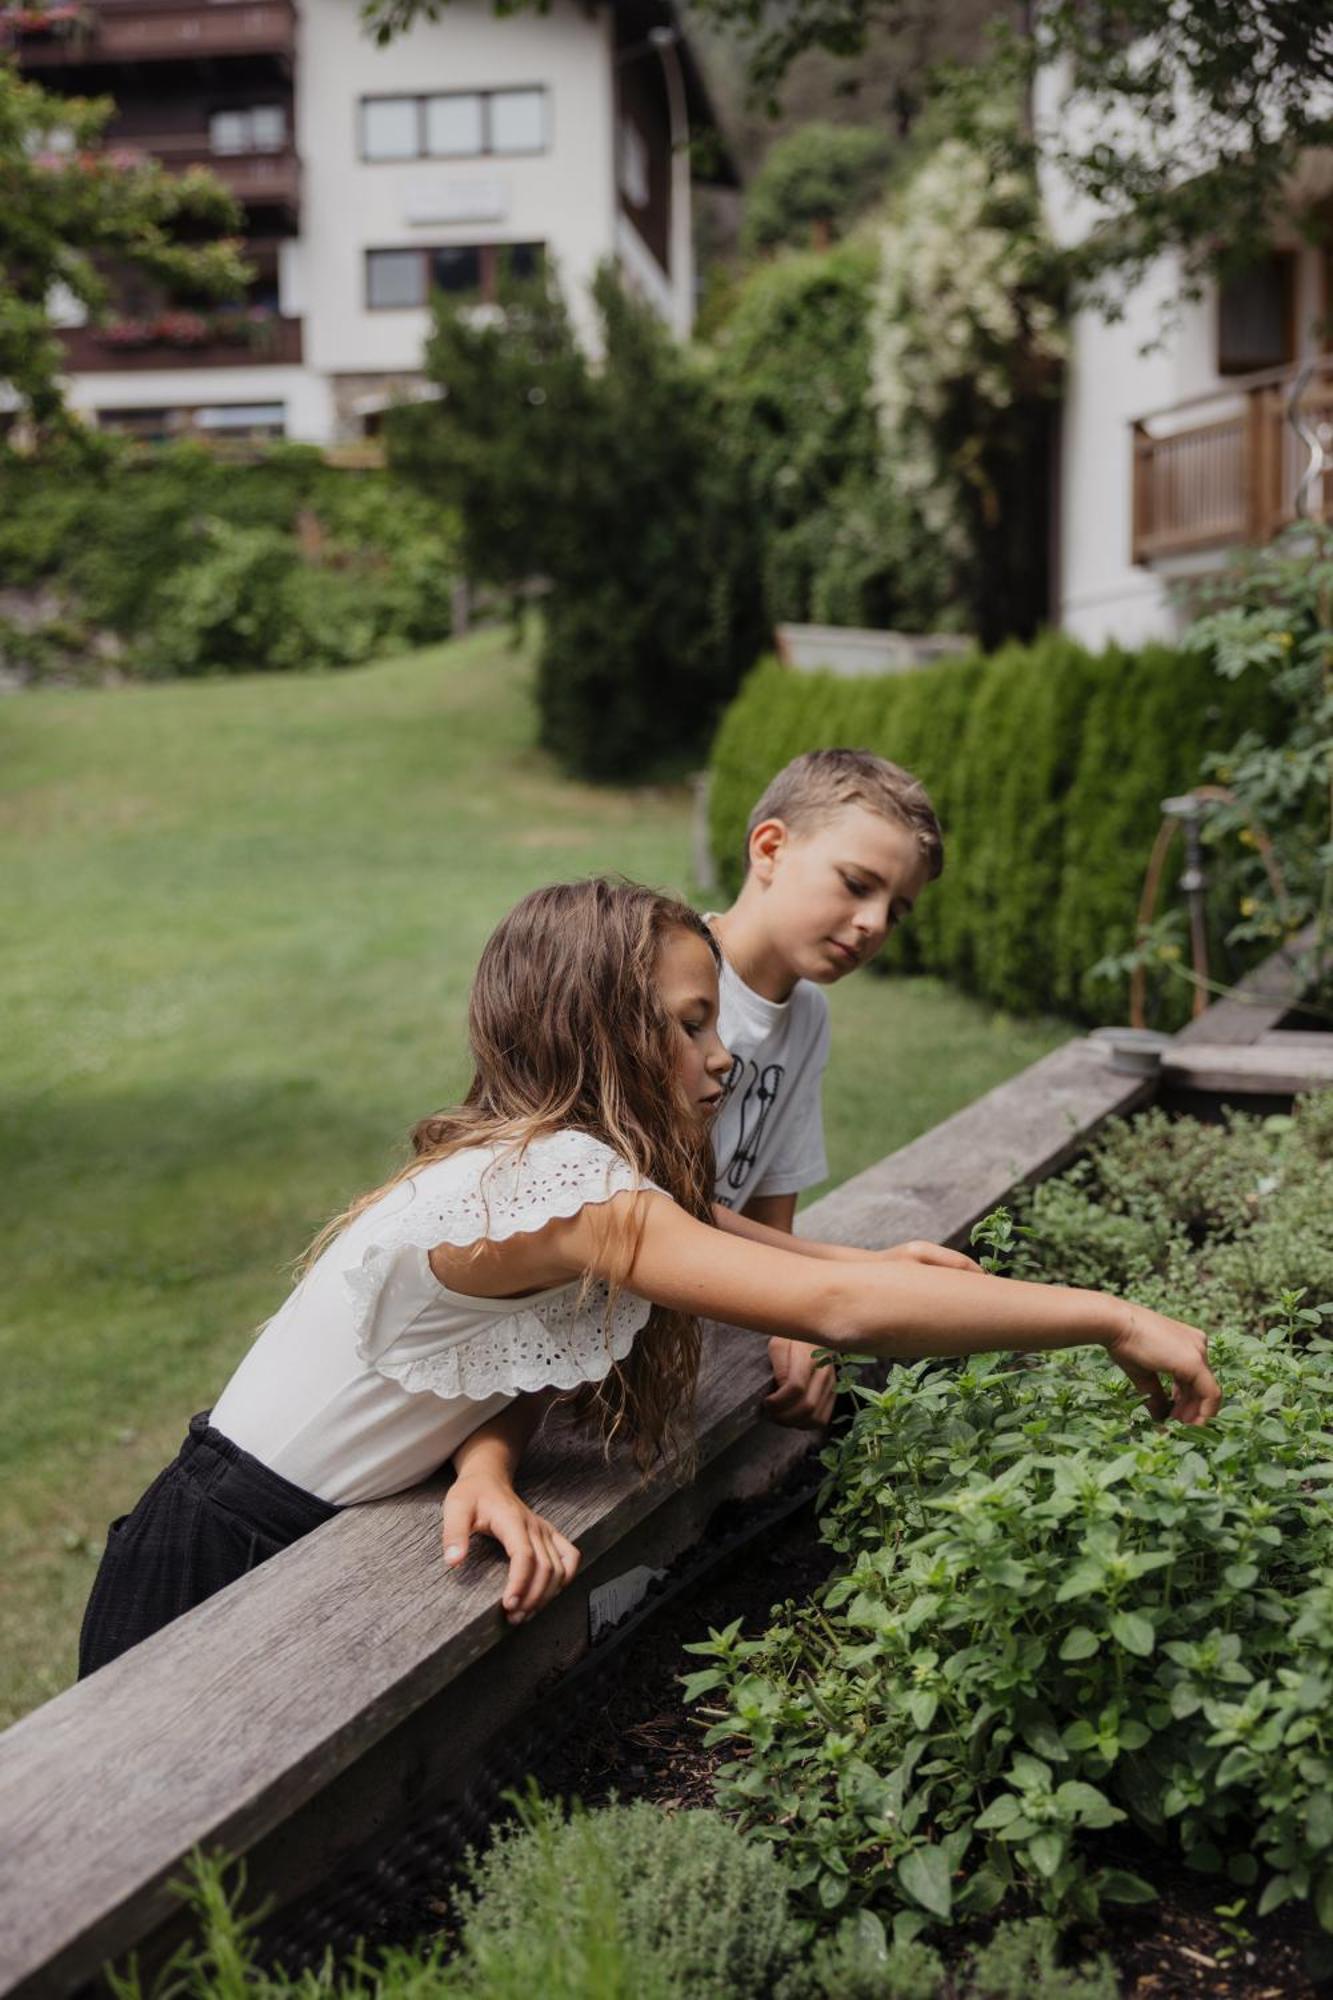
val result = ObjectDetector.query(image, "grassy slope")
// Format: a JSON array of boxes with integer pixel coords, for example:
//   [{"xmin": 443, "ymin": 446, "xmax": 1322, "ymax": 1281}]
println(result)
[{"xmin": 0, "ymin": 627, "xmax": 1068, "ymax": 1721}]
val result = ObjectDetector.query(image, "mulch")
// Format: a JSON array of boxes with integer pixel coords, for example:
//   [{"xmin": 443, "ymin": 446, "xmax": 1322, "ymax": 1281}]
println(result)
[{"xmin": 522, "ymin": 1497, "xmax": 1328, "ymax": 2000}]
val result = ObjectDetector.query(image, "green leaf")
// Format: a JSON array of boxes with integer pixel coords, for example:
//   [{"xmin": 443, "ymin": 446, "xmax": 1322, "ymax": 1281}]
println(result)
[
  {"xmin": 908, "ymin": 1689, "xmax": 939, "ymax": 1731},
  {"xmin": 1099, "ymin": 1869, "xmax": 1157, "ymax": 1905},
  {"xmin": 1056, "ymin": 1780, "xmax": 1122, "ymax": 1828},
  {"xmin": 957, "ymin": 1863, "xmax": 1009, "ymax": 1915},
  {"xmin": 841, "ymin": 1910, "xmax": 888, "ymax": 1965},
  {"xmin": 1059, "ymin": 1625, "xmax": 1101, "ymax": 1662},
  {"xmin": 679, "ymin": 1669, "xmax": 726, "ymax": 1701},
  {"xmin": 818, "ymin": 1869, "xmax": 849, "ymax": 1911},
  {"xmin": 1109, "ymin": 1610, "xmax": 1155, "ymax": 1657},
  {"xmin": 1258, "ymin": 1873, "xmax": 1293, "ymax": 1918},
  {"xmin": 1315, "ymin": 1865, "xmax": 1333, "ymax": 1935},
  {"xmin": 975, "ymin": 1794, "xmax": 1022, "ymax": 1832},
  {"xmin": 898, "ymin": 1844, "xmax": 954, "ymax": 1921},
  {"xmin": 1310, "ymin": 1792, "xmax": 1333, "ymax": 1851},
  {"xmin": 1027, "ymin": 1829, "xmax": 1065, "ymax": 1878}
]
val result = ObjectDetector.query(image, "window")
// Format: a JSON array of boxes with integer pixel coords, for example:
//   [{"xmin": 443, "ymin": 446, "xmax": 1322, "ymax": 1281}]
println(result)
[
  {"xmin": 366, "ymin": 242, "xmax": 544, "ymax": 308},
  {"xmin": 97, "ymin": 407, "xmax": 173, "ymax": 442},
  {"xmin": 429, "ymin": 245, "xmax": 482, "ymax": 294},
  {"xmin": 367, "ymin": 248, "xmax": 429, "ymax": 309},
  {"xmin": 210, "ymin": 105, "xmax": 285, "ymax": 155},
  {"xmin": 425, "ymin": 92, "xmax": 483, "ymax": 157},
  {"xmin": 361, "ymin": 88, "xmax": 547, "ymax": 162},
  {"xmin": 362, "ymin": 96, "xmax": 419, "ymax": 162},
  {"xmin": 489, "ymin": 88, "xmax": 544, "ymax": 154},
  {"xmin": 1218, "ymin": 253, "xmax": 1295, "ymax": 374},
  {"xmin": 95, "ymin": 404, "xmax": 286, "ymax": 442},
  {"xmin": 498, "ymin": 242, "xmax": 542, "ymax": 284},
  {"xmin": 196, "ymin": 403, "xmax": 286, "ymax": 437}
]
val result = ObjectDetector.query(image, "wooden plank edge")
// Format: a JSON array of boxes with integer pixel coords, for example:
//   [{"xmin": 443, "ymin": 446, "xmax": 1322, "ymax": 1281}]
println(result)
[
  {"xmin": 1163, "ymin": 1042, "xmax": 1333, "ymax": 1096},
  {"xmin": 0, "ymin": 1333, "xmax": 779, "ymax": 2000},
  {"xmin": 1173, "ymin": 925, "xmax": 1316, "ymax": 1048}
]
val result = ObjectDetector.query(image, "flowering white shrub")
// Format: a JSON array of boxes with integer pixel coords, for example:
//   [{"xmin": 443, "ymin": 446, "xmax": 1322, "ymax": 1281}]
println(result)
[{"xmin": 869, "ymin": 131, "xmax": 1067, "ymax": 555}]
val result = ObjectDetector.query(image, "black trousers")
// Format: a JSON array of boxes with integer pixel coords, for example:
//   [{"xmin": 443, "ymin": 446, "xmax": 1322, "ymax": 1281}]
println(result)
[{"xmin": 78, "ymin": 1412, "xmax": 339, "ymax": 1678}]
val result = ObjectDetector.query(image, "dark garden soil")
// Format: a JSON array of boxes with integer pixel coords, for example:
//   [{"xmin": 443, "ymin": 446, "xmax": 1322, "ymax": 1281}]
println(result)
[{"xmin": 522, "ymin": 1494, "xmax": 1328, "ymax": 2000}]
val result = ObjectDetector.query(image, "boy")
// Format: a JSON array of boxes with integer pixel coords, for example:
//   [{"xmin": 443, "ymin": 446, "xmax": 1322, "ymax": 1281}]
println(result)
[
  {"xmin": 440, "ymin": 750, "xmax": 948, "ymax": 1619},
  {"xmin": 708, "ymin": 748, "xmax": 944, "ymax": 1428}
]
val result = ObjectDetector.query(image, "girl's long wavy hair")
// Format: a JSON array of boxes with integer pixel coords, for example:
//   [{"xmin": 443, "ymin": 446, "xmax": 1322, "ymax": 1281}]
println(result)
[{"xmin": 306, "ymin": 880, "xmax": 719, "ymax": 1468}]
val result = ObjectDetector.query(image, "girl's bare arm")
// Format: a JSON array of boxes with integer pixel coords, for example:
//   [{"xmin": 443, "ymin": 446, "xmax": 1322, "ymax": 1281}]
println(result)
[
  {"xmin": 712, "ymin": 1201, "xmax": 981, "ymax": 1272},
  {"xmin": 444, "ymin": 1393, "xmax": 579, "ymax": 1623},
  {"xmin": 542, "ymin": 1193, "xmax": 1219, "ymax": 1426}
]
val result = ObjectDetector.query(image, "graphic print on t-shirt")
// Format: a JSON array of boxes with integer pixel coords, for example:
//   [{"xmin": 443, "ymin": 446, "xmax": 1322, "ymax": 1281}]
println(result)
[{"xmin": 716, "ymin": 1058, "xmax": 786, "ymax": 1204}]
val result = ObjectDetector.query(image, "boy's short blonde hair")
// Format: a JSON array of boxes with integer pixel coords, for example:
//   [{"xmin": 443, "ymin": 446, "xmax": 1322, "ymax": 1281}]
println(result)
[{"xmin": 746, "ymin": 748, "xmax": 944, "ymax": 880}]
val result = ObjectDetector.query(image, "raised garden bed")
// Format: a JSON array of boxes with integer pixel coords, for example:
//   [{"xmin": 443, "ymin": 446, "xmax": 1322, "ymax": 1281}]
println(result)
[{"xmin": 2, "ymin": 941, "xmax": 1329, "ymax": 1997}]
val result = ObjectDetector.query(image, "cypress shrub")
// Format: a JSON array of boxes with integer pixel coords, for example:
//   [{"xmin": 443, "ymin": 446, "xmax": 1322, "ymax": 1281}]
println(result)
[{"xmin": 708, "ymin": 640, "xmax": 1260, "ymax": 1025}]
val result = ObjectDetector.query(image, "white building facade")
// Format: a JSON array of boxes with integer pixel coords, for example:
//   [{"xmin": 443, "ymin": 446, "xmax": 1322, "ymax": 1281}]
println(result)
[
  {"xmin": 14, "ymin": 0, "xmax": 728, "ymax": 445},
  {"xmin": 1038, "ymin": 63, "xmax": 1332, "ymax": 648}
]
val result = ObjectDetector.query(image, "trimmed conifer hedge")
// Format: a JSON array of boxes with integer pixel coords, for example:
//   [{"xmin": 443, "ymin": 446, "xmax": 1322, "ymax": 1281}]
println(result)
[{"xmin": 708, "ymin": 636, "xmax": 1263, "ymax": 1024}]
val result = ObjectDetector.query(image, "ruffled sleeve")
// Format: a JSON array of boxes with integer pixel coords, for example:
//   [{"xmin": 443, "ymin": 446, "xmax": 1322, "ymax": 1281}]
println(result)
[{"xmin": 342, "ymin": 1130, "xmax": 663, "ymax": 1402}]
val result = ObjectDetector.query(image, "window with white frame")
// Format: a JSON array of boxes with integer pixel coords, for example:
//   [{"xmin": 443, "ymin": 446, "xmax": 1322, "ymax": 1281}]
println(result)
[
  {"xmin": 424, "ymin": 93, "xmax": 484, "ymax": 157},
  {"xmin": 210, "ymin": 105, "xmax": 286, "ymax": 155},
  {"xmin": 360, "ymin": 88, "xmax": 547, "ymax": 162},
  {"xmin": 361, "ymin": 97, "xmax": 419, "ymax": 162},
  {"xmin": 365, "ymin": 242, "xmax": 544, "ymax": 309},
  {"xmin": 489, "ymin": 88, "xmax": 544, "ymax": 154}
]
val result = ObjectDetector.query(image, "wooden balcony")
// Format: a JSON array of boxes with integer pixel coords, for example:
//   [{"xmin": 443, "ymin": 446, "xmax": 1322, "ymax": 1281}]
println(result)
[
  {"xmin": 6, "ymin": 0, "xmax": 297, "ymax": 70},
  {"xmin": 113, "ymin": 135, "xmax": 301, "ymax": 217},
  {"xmin": 1131, "ymin": 359, "xmax": 1333, "ymax": 563},
  {"xmin": 59, "ymin": 315, "xmax": 303, "ymax": 372}
]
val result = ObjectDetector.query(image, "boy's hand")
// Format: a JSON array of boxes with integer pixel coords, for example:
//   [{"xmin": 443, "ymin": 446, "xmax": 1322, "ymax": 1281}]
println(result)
[
  {"xmin": 881, "ymin": 1239, "xmax": 985, "ymax": 1274},
  {"xmin": 442, "ymin": 1473, "xmax": 581, "ymax": 1625},
  {"xmin": 764, "ymin": 1335, "xmax": 837, "ymax": 1429}
]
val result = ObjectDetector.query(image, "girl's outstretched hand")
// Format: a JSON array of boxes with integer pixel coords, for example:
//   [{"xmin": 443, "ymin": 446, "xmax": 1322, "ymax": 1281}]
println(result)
[
  {"xmin": 442, "ymin": 1474, "xmax": 581, "ymax": 1625},
  {"xmin": 1102, "ymin": 1300, "xmax": 1220, "ymax": 1425}
]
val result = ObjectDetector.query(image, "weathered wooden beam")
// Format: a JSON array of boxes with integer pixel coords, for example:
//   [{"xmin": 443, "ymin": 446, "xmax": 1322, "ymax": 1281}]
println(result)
[
  {"xmin": 0, "ymin": 1333, "xmax": 798, "ymax": 2000},
  {"xmin": 1172, "ymin": 926, "xmax": 1315, "ymax": 1048},
  {"xmin": 1163, "ymin": 1040, "xmax": 1333, "ymax": 1097},
  {"xmin": 799, "ymin": 1036, "xmax": 1151, "ymax": 1252}
]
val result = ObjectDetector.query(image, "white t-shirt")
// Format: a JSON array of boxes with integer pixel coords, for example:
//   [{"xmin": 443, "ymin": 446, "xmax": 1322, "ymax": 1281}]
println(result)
[
  {"xmin": 210, "ymin": 1131, "xmax": 662, "ymax": 1505},
  {"xmin": 711, "ymin": 954, "xmax": 832, "ymax": 1211}
]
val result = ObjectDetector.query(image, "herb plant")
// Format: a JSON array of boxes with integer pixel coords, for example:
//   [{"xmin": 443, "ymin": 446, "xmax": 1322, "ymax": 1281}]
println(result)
[{"xmin": 686, "ymin": 1094, "xmax": 1333, "ymax": 1938}]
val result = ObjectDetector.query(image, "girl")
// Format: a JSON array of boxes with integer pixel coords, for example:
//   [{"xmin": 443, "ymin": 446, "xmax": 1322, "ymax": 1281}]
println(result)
[{"xmin": 79, "ymin": 881, "xmax": 1218, "ymax": 1676}]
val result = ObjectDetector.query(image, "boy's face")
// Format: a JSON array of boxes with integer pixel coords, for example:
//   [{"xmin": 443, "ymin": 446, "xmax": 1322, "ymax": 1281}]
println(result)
[{"xmin": 749, "ymin": 805, "xmax": 933, "ymax": 987}]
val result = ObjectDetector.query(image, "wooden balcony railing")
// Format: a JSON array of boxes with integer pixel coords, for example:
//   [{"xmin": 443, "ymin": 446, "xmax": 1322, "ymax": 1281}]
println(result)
[
  {"xmin": 6, "ymin": 0, "xmax": 297, "ymax": 68},
  {"xmin": 111, "ymin": 136, "xmax": 301, "ymax": 213},
  {"xmin": 1131, "ymin": 359, "xmax": 1333, "ymax": 563},
  {"xmin": 59, "ymin": 315, "xmax": 303, "ymax": 372}
]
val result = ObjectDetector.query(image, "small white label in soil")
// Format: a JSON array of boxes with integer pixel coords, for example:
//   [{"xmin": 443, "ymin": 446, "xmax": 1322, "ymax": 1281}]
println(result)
[{"xmin": 588, "ymin": 1565, "xmax": 666, "ymax": 1644}]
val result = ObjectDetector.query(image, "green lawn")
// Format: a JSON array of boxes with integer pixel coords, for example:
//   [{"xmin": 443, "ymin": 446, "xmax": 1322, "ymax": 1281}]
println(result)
[{"xmin": 0, "ymin": 627, "xmax": 1070, "ymax": 1723}]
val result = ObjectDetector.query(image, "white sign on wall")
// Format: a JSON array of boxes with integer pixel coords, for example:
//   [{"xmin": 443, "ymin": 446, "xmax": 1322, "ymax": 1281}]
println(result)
[{"xmin": 401, "ymin": 176, "xmax": 510, "ymax": 227}]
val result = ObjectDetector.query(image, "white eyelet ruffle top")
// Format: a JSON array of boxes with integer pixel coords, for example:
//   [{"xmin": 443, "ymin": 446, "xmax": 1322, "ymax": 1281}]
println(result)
[{"xmin": 209, "ymin": 1130, "xmax": 663, "ymax": 1505}]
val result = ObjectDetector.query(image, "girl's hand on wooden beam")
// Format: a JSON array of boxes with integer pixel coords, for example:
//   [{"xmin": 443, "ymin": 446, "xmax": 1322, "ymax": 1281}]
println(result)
[{"xmin": 442, "ymin": 1475, "xmax": 581, "ymax": 1625}]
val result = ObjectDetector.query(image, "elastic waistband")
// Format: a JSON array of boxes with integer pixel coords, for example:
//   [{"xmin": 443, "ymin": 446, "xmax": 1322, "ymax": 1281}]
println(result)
[{"xmin": 179, "ymin": 1411, "xmax": 340, "ymax": 1539}]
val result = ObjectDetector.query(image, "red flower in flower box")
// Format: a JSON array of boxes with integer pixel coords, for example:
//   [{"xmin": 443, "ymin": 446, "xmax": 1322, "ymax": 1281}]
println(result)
[
  {"xmin": 98, "ymin": 318, "xmax": 154, "ymax": 349},
  {"xmin": 154, "ymin": 311, "xmax": 211, "ymax": 347},
  {"xmin": 1, "ymin": 3, "xmax": 88, "ymax": 32}
]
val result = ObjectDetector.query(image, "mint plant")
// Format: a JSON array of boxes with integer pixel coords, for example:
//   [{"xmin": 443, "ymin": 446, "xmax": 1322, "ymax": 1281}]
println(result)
[{"xmin": 686, "ymin": 1094, "xmax": 1333, "ymax": 1938}]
